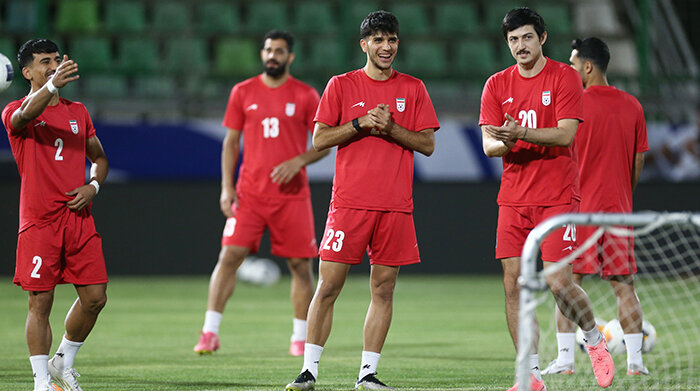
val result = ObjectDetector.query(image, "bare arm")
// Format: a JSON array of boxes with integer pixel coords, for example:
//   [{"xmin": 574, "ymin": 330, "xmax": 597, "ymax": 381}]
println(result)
[
  {"xmin": 481, "ymin": 125, "xmax": 515, "ymax": 157},
  {"xmin": 312, "ymin": 121, "xmax": 360, "ymax": 151},
  {"xmin": 10, "ymin": 55, "xmax": 79, "ymax": 133},
  {"xmin": 632, "ymin": 152, "xmax": 645, "ymax": 192},
  {"xmin": 66, "ymin": 136, "xmax": 108, "ymax": 211},
  {"xmin": 270, "ymin": 147, "xmax": 330, "ymax": 185},
  {"xmin": 220, "ymin": 129, "xmax": 241, "ymax": 217},
  {"xmin": 482, "ymin": 113, "xmax": 579, "ymax": 148}
]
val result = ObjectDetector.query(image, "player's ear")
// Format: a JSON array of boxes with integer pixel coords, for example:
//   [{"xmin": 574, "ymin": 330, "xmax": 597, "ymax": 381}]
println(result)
[
  {"xmin": 585, "ymin": 60, "xmax": 594, "ymax": 75},
  {"xmin": 288, "ymin": 52, "xmax": 295, "ymax": 66},
  {"xmin": 539, "ymin": 31, "xmax": 548, "ymax": 46},
  {"xmin": 360, "ymin": 38, "xmax": 368, "ymax": 53},
  {"xmin": 21, "ymin": 66, "xmax": 32, "ymax": 82}
]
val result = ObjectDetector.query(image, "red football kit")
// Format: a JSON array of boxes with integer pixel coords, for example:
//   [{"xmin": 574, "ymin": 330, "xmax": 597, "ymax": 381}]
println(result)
[
  {"xmin": 2, "ymin": 97, "xmax": 107, "ymax": 290},
  {"xmin": 315, "ymin": 69, "xmax": 440, "ymax": 265},
  {"xmin": 479, "ymin": 59, "xmax": 584, "ymax": 261},
  {"xmin": 220, "ymin": 75, "xmax": 320, "ymax": 258},
  {"xmin": 574, "ymin": 85, "xmax": 649, "ymax": 276}
]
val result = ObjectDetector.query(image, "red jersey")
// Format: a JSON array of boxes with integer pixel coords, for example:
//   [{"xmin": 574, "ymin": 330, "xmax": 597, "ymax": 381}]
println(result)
[
  {"xmin": 479, "ymin": 59, "xmax": 584, "ymax": 206},
  {"xmin": 315, "ymin": 69, "xmax": 440, "ymax": 212},
  {"xmin": 2, "ymin": 97, "xmax": 96, "ymax": 232},
  {"xmin": 222, "ymin": 75, "xmax": 320, "ymax": 199},
  {"xmin": 575, "ymin": 85, "xmax": 648, "ymax": 213}
]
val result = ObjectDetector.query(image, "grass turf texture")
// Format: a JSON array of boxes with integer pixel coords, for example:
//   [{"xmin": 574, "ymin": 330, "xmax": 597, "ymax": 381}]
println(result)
[{"xmin": 0, "ymin": 275, "xmax": 697, "ymax": 390}]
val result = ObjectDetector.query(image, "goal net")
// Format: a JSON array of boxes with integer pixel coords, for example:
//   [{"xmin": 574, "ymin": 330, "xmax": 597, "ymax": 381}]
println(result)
[{"xmin": 516, "ymin": 212, "xmax": 700, "ymax": 390}]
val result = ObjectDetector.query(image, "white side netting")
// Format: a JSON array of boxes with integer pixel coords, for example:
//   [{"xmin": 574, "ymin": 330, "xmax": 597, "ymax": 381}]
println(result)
[{"xmin": 517, "ymin": 213, "xmax": 700, "ymax": 391}]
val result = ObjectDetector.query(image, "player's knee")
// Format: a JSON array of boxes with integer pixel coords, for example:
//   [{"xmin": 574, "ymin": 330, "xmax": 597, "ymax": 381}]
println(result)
[
  {"xmin": 371, "ymin": 278, "xmax": 396, "ymax": 303},
  {"xmin": 28, "ymin": 291, "xmax": 54, "ymax": 317},
  {"xmin": 83, "ymin": 293, "xmax": 107, "ymax": 315},
  {"xmin": 218, "ymin": 246, "xmax": 246, "ymax": 269}
]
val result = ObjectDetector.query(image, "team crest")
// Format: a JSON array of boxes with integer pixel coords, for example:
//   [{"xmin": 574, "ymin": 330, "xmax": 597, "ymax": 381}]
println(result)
[
  {"xmin": 69, "ymin": 120, "xmax": 79, "ymax": 134},
  {"xmin": 542, "ymin": 91, "xmax": 551, "ymax": 106},
  {"xmin": 285, "ymin": 103, "xmax": 296, "ymax": 117},
  {"xmin": 396, "ymin": 98, "xmax": 406, "ymax": 112}
]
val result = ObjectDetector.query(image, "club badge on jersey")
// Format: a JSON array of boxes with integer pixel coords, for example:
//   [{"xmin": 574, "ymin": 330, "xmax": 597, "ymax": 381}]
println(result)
[
  {"xmin": 69, "ymin": 120, "xmax": 79, "ymax": 134},
  {"xmin": 285, "ymin": 103, "xmax": 295, "ymax": 117},
  {"xmin": 542, "ymin": 91, "xmax": 551, "ymax": 106},
  {"xmin": 396, "ymin": 98, "xmax": 406, "ymax": 112}
]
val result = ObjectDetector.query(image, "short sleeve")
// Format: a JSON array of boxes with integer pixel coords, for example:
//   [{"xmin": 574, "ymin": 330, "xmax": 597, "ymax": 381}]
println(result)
[
  {"xmin": 222, "ymin": 84, "xmax": 244, "ymax": 130},
  {"xmin": 314, "ymin": 76, "xmax": 342, "ymax": 127},
  {"xmin": 305, "ymin": 86, "xmax": 321, "ymax": 133},
  {"xmin": 479, "ymin": 75, "xmax": 502, "ymax": 126},
  {"xmin": 2, "ymin": 100, "xmax": 22, "ymax": 136},
  {"xmin": 634, "ymin": 99, "xmax": 649, "ymax": 153},
  {"xmin": 555, "ymin": 67, "xmax": 584, "ymax": 122},
  {"xmin": 83, "ymin": 104, "xmax": 96, "ymax": 138},
  {"xmin": 413, "ymin": 81, "xmax": 440, "ymax": 132}
]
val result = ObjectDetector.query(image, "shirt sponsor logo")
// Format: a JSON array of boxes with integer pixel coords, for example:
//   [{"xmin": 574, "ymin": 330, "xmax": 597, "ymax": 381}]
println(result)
[
  {"xmin": 502, "ymin": 97, "xmax": 513, "ymax": 105},
  {"xmin": 542, "ymin": 91, "xmax": 551, "ymax": 106},
  {"xmin": 34, "ymin": 121, "xmax": 47, "ymax": 127},
  {"xmin": 351, "ymin": 101, "xmax": 365, "ymax": 108},
  {"xmin": 396, "ymin": 98, "xmax": 406, "ymax": 112},
  {"xmin": 246, "ymin": 104, "xmax": 258, "ymax": 111},
  {"xmin": 69, "ymin": 120, "xmax": 79, "ymax": 134},
  {"xmin": 285, "ymin": 102, "xmax": 295, "ymax": 117}
]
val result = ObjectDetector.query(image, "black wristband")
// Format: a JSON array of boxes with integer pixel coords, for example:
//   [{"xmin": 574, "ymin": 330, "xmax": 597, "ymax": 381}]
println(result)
[{"xmin": 352, "ymin": 118, "xmax": 362, "ymax": 132}]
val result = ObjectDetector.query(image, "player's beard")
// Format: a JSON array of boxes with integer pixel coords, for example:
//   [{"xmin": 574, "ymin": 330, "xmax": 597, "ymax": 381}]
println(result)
[
  {"xmin": 369, "ymin": 52, "xmax": 394, "ymax": 71},
  {"xmin": 264, "ymin": 60, "xmax": 287, "ymax": 78}
]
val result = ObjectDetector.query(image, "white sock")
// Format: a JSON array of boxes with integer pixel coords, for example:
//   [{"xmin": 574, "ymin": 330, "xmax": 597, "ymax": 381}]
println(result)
[
  {"xmin": 202, "ymin": 310, "xmax": 222, "ymax": 334},
  {"xmin": 555, "ymin": 332, "xmax": 576, "ymax": 365},
  {"xmin": 54, "ymin": 335, "xmax": 83, "ymax": 371},
  {"xmin": 624, "ymin": 333, "xmax": 644, "ymax": 367},
  {"xmin": 583, "ymin": 327, "xmax": 603, "ymax": 346},
  {"xmin": 291, "ymin": 318, "xmax": 307, "ymax": 342},
  {"xmin": 358, "ymin": 351, "xmax": 381, "ymax": 380},
  {"xmin": 29, "ymin": 355, "xmax": 50, "ymax": 389},
  {"xmin": 530, "ymin": 354, "xmax": 542, "ymax": 381},
  {"xmin": 302, "ymin": 343, "xmax": 323, "ymax": 380}
]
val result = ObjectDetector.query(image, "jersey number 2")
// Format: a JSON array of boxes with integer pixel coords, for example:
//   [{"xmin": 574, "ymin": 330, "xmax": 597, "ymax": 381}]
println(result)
[
  {"xmin": 54, "ymin": 138, "xmax": 64, "ymax": 161},
  {"xmin": 31, "ymin": 256, "xmax": 42, "ymax": 278}
]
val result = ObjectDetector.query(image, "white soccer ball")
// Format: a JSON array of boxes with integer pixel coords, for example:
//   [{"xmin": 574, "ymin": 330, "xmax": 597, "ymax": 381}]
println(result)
[
  {"xmin": 602, "ymin": 319, "xmax": 626, "ymax": 354},
  {"xmin": 237, "ymin": 257, "xmax": 281, "ymax": 286},
  {"xmin": 642, "ymin": 320, "xmax": 657, "ymax": 353},
  {"xmin": 0, "ymin": 53, "xmax": 13, "ymax": 93},
  {"xmin": 576, "ymin": 317, "xmax": 608, "ymax": 352}
]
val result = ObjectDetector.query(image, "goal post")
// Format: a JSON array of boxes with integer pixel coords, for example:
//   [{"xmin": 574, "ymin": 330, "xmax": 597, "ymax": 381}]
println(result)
[{"xmin": 516, "ymin": 212, "xmax": 700, "ymax": 390}]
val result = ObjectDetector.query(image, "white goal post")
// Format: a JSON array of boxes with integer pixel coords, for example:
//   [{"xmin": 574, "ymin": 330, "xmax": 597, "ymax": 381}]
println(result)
[{"xmin": 516, "ymin": 212, "xmax": 700, "ymax": 390}]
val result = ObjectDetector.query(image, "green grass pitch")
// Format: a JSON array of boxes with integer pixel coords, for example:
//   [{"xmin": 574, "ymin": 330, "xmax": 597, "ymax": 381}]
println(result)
[{"xmin": 0, "ymin": 275, "xmax": 697, "ymax": 390}]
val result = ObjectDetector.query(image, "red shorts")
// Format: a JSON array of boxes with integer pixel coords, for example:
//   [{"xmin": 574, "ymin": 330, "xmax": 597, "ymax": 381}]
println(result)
[
  {"xmin": 221, "ymin": 193, "xmax": 318, "ymax": 259},
  {"xmin": 318, "ymin": 203, "xmax": 420, "ymax": 266},
  {"xmin": 573, "ymin": 226, "xmax": 636, "ymax": 277},
  {"xmin": 15, "ymin": 209, "xmax": 108, "ymax": 291},
  {"xmin": 496, "ymin": 201, "xmax": 579, "ymax": 262}
]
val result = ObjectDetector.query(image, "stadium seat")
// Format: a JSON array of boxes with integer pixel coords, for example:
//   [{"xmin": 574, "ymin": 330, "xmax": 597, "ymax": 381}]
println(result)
[
  {"xmin": 389, "ymin": 3, "xmax": 429, "ymax": 36},
  {"xmin": 485, "ymin": 2, "xmax": 533, "ymax": 33},
  {"xmin": 117, "ymin": 38, "xmax": 159, "ymax": 75},
  {"xmin": 435, "ymin": 3, "xmax": 479, "ymax": 36},
  {"xmin": 308, "ymin": 39, "xmax": 347, "ymax": 74},
  {"xmin": 294, "ymin": 2, "xmax": 337, "ymax": 35},
  {"xmin": 164, "ymin": 38, "xmax": 209, "ymax": 75},
  {"xmin": 399, "ymin": 41, "xmax": 447, "ymax": 77},
  {"xmin": 196, "ymin": 2, "xmax": 241, "ymax": 34},
  {"xmin": 104, "ymin": 1, "xmax": 146, "ymax": 34},
  {"xmin": 536, "ymin": 3, "xmax": 572, "ymax": 35},
  {"xmin": 214, "ymin": 38, "xmax": 259, "ymax": 76},
  {"xmin": 133, "ymin": 76, "xmax": 176, "ymax": 98},
  {"xmin": 5, "ymin": 0, "xmax": 39, "ymax": 34},
  {"xmin": 68, "ymin": 37, "xmax": 111, "ymax": 74},
  {"xmin": 339, "ymin": 2, "xmax": 380, "ymax": 35},
  {"xmin": 152, "ymin": 2, "xmax": 191, "ymax": 34},
  {"xmin": 455, "ymin": 40, "xmax": 497, "ymax": 76},
  {"xmin": 55, "ymin": 0, "xmax": 99, "ymax": 34},
  {"xmin": 246, "ymin": 1, "xmax": 289, "ymax": 34},
  {"xmin": 83, "ymin": 75, "xmax": 128, "ymax": 99}
]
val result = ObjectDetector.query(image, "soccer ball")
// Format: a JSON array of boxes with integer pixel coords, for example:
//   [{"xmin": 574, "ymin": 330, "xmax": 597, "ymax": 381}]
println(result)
[
  {"xmin": 602, "ymin": 319, "xmax": 626, "ymax": 354},
  {"xmin": 576, "ymin": 317, "xmax": 608, "ymax": 352},
  {"xmin": 237, "ymin": 257, "xmax": 281, "ymax": 286},
  {"xmin": 642, "ymin": 320, "xmax": 657, "ymax": 353},
  {"xmin": 0, "ymin": 53, "xmax": 13, "ymax": 93}
]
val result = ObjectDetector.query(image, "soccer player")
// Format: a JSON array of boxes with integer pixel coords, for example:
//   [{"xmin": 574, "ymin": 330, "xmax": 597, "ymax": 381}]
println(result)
[
  {"xmin": 193, "ymin": 30, "xmax": 328, "ymax": 357},
  {"xmin": 542, "ymin": 37, "xmax": 649, "ymax": 377},
  {"xmin": 284, "ymin": 10, "xmax": 438, "ymax": 391},
  {"xmin": 479, "ymin": 8, "xmax": 615, "ymax": 390},
  {"xmin": 2, "ymin": 39, "xmax": 109, "ymax": 391}
]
